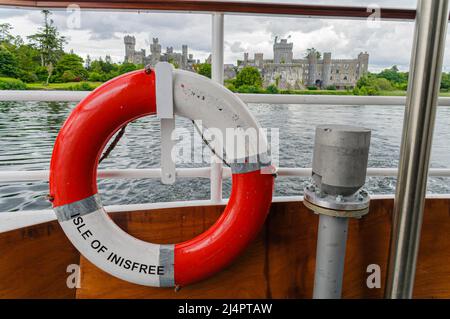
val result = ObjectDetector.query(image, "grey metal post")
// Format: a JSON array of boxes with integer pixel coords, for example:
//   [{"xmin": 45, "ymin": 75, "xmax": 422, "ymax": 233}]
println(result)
[
  {"xmin": 304, "ymin": 125, "xmax": 371, "ymax": 299},
  {"xmin": 313, "ymin": 215, "xmax": 349, "ymax": 299},
  {"xmin": 385, "ymin": 0, "xmax": 449, "ymax": 299}
]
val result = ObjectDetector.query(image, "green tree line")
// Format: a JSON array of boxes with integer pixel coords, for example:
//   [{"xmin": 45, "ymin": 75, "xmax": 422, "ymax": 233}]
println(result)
[
  {"xmin": 2, "ymin": 11, "xmax": 450, "ymax": 94},
  {"xmin": 0, "ymin": 10, "xmax": 144, "ymax": 89}
]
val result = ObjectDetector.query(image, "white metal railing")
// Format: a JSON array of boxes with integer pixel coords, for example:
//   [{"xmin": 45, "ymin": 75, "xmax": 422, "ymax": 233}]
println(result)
[
  {"xmin": 3, "ymin": 90, "xmax": 450, "ymax": 106},
  {"xmin": 2, "ymin": 167, "xmax": 450, "ymax": 183}
]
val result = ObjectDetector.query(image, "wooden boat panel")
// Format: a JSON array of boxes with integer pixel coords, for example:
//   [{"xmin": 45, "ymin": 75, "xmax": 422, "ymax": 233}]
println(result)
[
  {"xmin": 0, "ymin": 220, "xmax": 80, "ymax": 299},
  {"xmin": 0, "ymin": 199, "xmax": 449, "ymax": 298}
]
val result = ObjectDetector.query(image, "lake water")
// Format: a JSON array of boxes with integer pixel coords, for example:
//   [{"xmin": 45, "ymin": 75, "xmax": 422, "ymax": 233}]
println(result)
[{"xmin": 1, "ymin": 101, "xmax": 450, "ymax": 212}]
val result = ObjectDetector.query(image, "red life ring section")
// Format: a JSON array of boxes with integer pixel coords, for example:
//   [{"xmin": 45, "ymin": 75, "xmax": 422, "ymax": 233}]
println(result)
[{"xmin": 49, "ymin": 69, "xmax": 274, "ymax": 287}]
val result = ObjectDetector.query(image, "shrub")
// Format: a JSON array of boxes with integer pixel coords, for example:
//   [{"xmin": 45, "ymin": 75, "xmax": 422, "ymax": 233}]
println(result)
[
  {"xmin": 374, "ymin": 77, "xmax": 393, "ymax": 91},
  {"xmin": 307, "ymin": 86, "xmax": 318, "ymax": 90},
  {"xmin": 226, "ymin": 84, "xmax": 236, "ymax": 92},
  {"xmin": 61, "ymin": 70, "xmax": 77, "ymax": 82},
  {"xmin": 197, "ymin": 63, "xmax": 211, "ymax": 78},
  {"xmin": 18, "ymin": 71, "xmax": 38, "ymax": 83},
  {"xmin": 326, "ymin": 85, "xmax": 337, "ymax": 90},
  {"xmin": 0, "ymin": 77, "xmax": 27, "ymax": 90},
  {"xmin": 34, "ymin": 66, "xmax": 49, "ymax": 82},
  {"xmin": 0, "ymin": 49, "xmax": 19, "ymax": 77},
  {"xmin": 67, "ymin": 81, "xmax": 96, "ymax": 91},
  {"xmin": 265, "ymin": 84, "xmax": 279, "ymax": 94},
  {"xmin": 235, "ymin": 67, "xmax": 262, "ymax": 88},
  {"xmin": 236, "ymin": 85, "xmax": 263, "ymax": 93},
  {"xmin": 88, "ymin": 72, "xmax": 103, "ymax": 82}
]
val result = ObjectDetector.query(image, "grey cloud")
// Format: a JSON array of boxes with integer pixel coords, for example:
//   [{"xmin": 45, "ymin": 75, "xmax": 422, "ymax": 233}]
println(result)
[
  {"xmin": 1, "ymin": 0, "xmax": 444, "ymax": 70},
  {"xmin": 0, "ymin": 8, "xmax": 32, "ymax": 19},
  {"xmin": 227, "ymin": 41, "xmax": 245, "ymax": 53}
]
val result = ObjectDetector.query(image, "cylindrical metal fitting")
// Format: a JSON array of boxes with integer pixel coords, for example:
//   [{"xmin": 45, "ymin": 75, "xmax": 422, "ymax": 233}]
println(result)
[{"xmin": 312, "ymin": 125, "xmax": 371, "ymax": 196}]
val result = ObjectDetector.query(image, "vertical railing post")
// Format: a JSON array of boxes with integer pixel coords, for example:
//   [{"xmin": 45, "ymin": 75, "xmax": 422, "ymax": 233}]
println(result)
[
  {"xmin": 385, "ymin": 0, "xmax": 449, "ymax": 299},
  {"xmin": 210, "ymin": 12, "xmax": 224, "ymax": 204}
]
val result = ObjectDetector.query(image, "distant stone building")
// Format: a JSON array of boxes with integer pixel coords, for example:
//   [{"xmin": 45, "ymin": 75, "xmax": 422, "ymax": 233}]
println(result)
[
  {"xmin": 124, "ymin": 35, "xmax": 199, "ymax": 71},
  {"xmin": 238, "ymin": 37, "xmax": 369, "ymax": 89}
]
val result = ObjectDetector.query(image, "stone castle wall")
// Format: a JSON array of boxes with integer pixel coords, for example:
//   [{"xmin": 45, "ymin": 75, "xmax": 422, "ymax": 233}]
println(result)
[
  {"xmin": 123, "ymin": 35, "xmax": 199, "ymax": 71},
  {"xmin": 240, "ymin": 38, "xmax": 369, "ymax": 89}
]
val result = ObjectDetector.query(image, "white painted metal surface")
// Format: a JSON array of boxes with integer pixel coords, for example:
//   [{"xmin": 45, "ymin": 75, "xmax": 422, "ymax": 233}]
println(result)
[
  {"xmin": 155, "ymin": 62, "xmax": 174, "ymax": 119},
  {"xmin": 3, "ymin": 90, "xmax": 450, "ymax": 106},
  {"xmin": 210, "ymin": 12, "xmax": 225, "ymax": 204},
  {"xmin": 2, "ymin": 167, "xmax": 450, "ymax": 183},
  {"xmin": 156, "ymin": 62, "xmax": 176, "ymax": 184}
]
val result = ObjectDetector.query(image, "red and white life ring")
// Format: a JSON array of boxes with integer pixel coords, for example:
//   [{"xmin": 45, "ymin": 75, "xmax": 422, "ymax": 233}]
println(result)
[{"xmin": 49, "ymin": 67, "xmax": 274, "ymax": 287}]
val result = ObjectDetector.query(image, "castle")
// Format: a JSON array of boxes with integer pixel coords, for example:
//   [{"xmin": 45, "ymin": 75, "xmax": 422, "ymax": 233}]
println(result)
[
  {"xmin": 239, "ymin": 37, "xmax": 369, "ymax": 89},
  {"xmin": 124, "ymin": 35, "xmax": 368, "ymax": 90},
  {"xmin": 124, "ymin": 35, "xmax": 199, "ymax": 71}
]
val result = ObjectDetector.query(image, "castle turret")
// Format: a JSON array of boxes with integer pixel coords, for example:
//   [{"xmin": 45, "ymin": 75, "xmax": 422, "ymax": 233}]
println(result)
[
  {"xmin": 254, "ymin": 53, "xmax": 264, "ymax": 68},
  {"xmin": 182, "ymin": 45, "xmax": 188, "ymax": 69},
  {"xmin": 150, "ymin": 38, "xmax": 161, "ymax": 65},
  {"xmin": 357, "ymin": 52, "xmax": 369, "ymax": 78},
  {"xmin": 273, "ymin": 38, "xmax": 293, "ymax": 64},
  {"xmin": 308, "ymin": 51, "xmax": 318, "ymax": 86},
  {"xmin": 243, "ymin": 52, "xmax": 249, "ymax": 66},
  {"xmin": 322, "ymin": 52, "xmax": 332, "ymax": 87},
  {"xmin": 124, "ymin": 35, "xmax": 136, "ymax": 63}
]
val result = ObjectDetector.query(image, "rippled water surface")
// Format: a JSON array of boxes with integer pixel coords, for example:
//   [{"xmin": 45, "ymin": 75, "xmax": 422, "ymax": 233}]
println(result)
[{"xmin": 1, "ymin": 101, "xmax": 450, "ymax": 212}]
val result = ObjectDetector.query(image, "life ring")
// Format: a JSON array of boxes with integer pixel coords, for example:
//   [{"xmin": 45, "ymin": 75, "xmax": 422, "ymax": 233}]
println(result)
[{"xmin": 49, "ymin": 67, "xmax": 274, "ymax": 287}]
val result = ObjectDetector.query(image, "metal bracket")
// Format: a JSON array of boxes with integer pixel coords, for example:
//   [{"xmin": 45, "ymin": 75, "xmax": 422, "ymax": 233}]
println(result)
[{"xmin": 155, "ymin": 62, "xmax": 176, "ymax": 185}]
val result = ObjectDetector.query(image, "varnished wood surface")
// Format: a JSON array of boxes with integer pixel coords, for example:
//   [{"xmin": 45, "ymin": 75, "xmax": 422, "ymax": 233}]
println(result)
[
  {"xmin": 0, "ymin": 199, "xmax": 449, "ymax": 298},
  {"xmin": 0, "ymin": 220, "xmax": 80, "ymax": 299},
  {"xmin": 0, "ymin": 1, "xmax": 418, "ymax": 20}
]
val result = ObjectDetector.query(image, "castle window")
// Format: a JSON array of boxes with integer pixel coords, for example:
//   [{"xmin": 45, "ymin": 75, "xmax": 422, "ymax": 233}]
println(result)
[
  {"xmin": 330, "ymin": 76, "xmax": 333, "ymax": 80},
  {"xmin": 344, "ymin": 76, "xmax": 348, "ymax": 80}
]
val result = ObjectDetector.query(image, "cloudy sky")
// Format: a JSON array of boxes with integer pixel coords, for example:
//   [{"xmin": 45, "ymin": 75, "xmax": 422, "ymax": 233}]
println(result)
[{"xmin": 1, "ymin": 0, "xmax": 450, "ymax": 72}]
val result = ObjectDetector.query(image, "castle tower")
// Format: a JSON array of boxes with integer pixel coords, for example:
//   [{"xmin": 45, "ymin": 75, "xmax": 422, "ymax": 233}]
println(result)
[
  {"xmin": 182, "ymin": 45, "xmax": 188, "ymax": 69},
  {"xmin": 254, "ymin": 53, "xmax": 264, "ymax": 68},
  {"xmin": 308, "ymin": 51, "xmax": 318, "ymax": 86},
  {"xmin": 150, "ymin": 38, "xmax": 161, "ymax": 65},
  {"xmin": 124, "ymin": 35, "xmax": 136, "ymax": 63},
  {"xmin": 357, "ymin": 52, "xmax": 369, "ymax": 78},
  {"xmin": 322, "ymin": 52, "xmax": 332, "ymax": 87},
  {"xmin": 273, "ymin": 37, "xmax": 293, "ymax": 64},
  {"xmin": 243, "ymin": 52, "xmax": 249, "ymax": 66}
]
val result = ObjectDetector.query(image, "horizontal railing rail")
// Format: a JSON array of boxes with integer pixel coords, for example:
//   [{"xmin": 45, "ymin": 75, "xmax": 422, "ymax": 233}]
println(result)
[
  {"xmin": 1, "ymin": 167, "xmax": 450, "ymax": 183},
  {"xmin": 0, "ymin": 1, "xmax": 420, "ymax": 21},
  {"xmin": 3, "ymin": 90, "xmax": 450, "ymax": 106}
]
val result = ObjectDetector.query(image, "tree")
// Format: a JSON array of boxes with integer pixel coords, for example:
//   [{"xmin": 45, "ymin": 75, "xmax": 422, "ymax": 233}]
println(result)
[
  {"xmin": 0, "ymin": 23, "xmax": 13, "ymax": 44},
  {"xmin": 440, "ymin": 72, "xmax": 450, "ymax": 91},
  {"xmin": 27, "ymin": 10, "xmax": 66, "ymax": 84},
  {"xmin": 235, "ymin": 66, "xmax": 262, "ymax": 88},
  {"xmin": 85, "ymin": 54, "xmax": 91, "ymax": 70},
  {"xmin": 55, "ymin": 53, "xmax": 87, "ymax": 82},
  {"xmin": 353, "ymin": 73, "xmax": 395, "ymax": 96},
  {"xmin": 196, "ymin": 63, "xmax": 211, "ymax": 78},
  {"xmin": 0, "ymin": 48, "xmax": 19, "ymax": 77},
  {"xmin": 377, "ymin": 65, "xmax": 408, "ymax": 85},
  {"xmin": 118, "ymin": 62, "xmax": 137, "ymax": 74},
  {"xmin": 305, "ymin": 48, "xmax": 321, "ymax": 59}
]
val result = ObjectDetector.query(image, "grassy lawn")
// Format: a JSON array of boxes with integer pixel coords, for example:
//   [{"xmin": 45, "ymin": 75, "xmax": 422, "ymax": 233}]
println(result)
[
  {"xmin": 379, "ymin": 90, "xmax": 407, "ymax": 96},
  {"xmin": 26, "ymin": 81, "xmax": 103, "ymax": 90}
]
